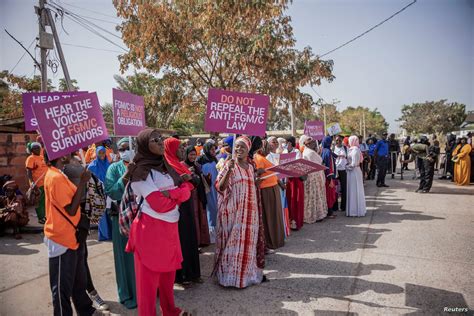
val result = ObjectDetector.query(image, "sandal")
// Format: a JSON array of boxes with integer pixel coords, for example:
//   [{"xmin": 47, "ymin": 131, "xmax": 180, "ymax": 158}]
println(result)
[{"xmin": 179, "ymin": 310, "xmax": 191, "ymax": 316}]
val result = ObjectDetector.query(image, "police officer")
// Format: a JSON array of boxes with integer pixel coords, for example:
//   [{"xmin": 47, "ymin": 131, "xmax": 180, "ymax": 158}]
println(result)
[
  {"xmin": 403, "ymin": 136, "xmax": 438, "ymax": 193},
  {"xmin": 374, "ymin": 132, "xmax": 390, "ymax": 187}
]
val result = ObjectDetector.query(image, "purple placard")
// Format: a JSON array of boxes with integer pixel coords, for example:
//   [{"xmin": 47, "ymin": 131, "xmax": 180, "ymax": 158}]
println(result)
[
  {"xmin": 267, "ymin": 158, "xmax": 327, "ymax": 178},
  {"xmin": 279, "ymin": 152, "xmax": 297, "ymax": 165},
  {"xmin": 22, "ymin": 91, "xmax": 88, "ymax": 131},
  {"xmin": 205, "ymin": 88, "xmax": 269, "ymax": 136},
  {"xmin": 112, "ymin": 88, "xmax": 146, "ymax": 136},
  {"xmin": 304, "ymin": 120, "xmax": 325, "ymax": 140},
  {"xmin": 277, "ymin": 152, "xmax": 297, "ymax": 179},
  {"xmin": 32, "ymin": 92, "xmax": 109, "ymax": 160}
]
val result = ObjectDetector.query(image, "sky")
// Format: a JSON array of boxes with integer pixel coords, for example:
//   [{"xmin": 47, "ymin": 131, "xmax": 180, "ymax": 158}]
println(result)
[{"xmin": 1, "ymin": 0, "xmax": 473, "ymax": 133}]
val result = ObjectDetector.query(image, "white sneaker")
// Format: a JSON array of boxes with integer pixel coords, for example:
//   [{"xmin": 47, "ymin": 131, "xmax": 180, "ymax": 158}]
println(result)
[{"xmin": 89, "ymin": 291, "xmax": 109, "ymax": 311}]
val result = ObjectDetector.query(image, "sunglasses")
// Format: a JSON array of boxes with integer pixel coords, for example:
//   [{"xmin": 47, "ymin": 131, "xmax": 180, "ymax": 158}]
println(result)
[
  {"xmin": 118, "ymin": 146, "xmax": 130, "ymax": 152},
  {"xmin": 149, "ymin": 137, "xmax": 163, "ymax": 143}
]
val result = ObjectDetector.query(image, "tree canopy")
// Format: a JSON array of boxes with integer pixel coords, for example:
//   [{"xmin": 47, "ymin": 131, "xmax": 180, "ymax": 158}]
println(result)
[
  {"xmin": 114, "ymin": 0, "xmax": 335, "ymax": 130},
  {"xmin": 397, "ymin": 100, "xmax": 466, "ymax": 135},
  {"xmin": 340, "ymin": 106, "xmax": 388, "ymax": 136}
]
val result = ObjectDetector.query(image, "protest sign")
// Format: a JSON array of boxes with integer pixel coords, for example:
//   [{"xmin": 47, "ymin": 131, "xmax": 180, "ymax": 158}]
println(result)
[
  {"xmin": 276, "ymin": 152, "xmax": 297, "ymax": 179},
  {"xmin": 304, "ymin": 120, "xmax": 325, "ymax": 140},
  {"xmin": 22, "ymin": 91, "xmax": 88, "ymax": 131},
  {"xmin": 267, "ymin": 158, "xmax": 327, "ymax": 178},
  {"xmin": 279, "ymin": 152, "xmax": 297, "ymax": 165},
  {"xmin": 112, "ymin": 88, "xmax": 146, "ymax": 136},
  {"xmin": 327, "ymin": 123, "xmax": 342, "ymax": 136},
  {"xmin": 205, "ymin": 88, "xmax": 269, "ymax": 136},
  {"xmin": 33, "ymin": 92, "xmax": 109, "ymax": 161}
]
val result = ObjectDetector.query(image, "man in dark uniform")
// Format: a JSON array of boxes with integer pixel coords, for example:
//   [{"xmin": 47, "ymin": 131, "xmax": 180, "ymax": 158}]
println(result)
[
  {"xmin": 403, "ymin": 136, "xmax": 438, "ymax": 193},
  {"xmin": 374, "ymin": 132, "xmax": 390, "ymax": 187},
  {"xmin": 388, "ymin": 133, "xmax": 400, "ymax": 179}
]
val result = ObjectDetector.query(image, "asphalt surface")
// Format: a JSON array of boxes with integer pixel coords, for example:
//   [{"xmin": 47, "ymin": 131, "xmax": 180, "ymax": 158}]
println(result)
[{"xmin": 1, "ymin": 170, "xmax": 473, "ymax": 315}]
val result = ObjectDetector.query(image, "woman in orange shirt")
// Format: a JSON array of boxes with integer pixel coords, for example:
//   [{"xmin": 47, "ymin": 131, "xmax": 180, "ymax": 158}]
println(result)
[{"xmin": 252, "ymin": 137, "xmax": 285, "ymax": 250}]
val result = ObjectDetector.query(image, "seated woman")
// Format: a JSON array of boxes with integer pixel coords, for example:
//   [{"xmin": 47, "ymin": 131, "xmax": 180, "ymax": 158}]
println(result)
[{"xmin": 0, "ymin": 181, "xmax": 29, "ymax": 239}]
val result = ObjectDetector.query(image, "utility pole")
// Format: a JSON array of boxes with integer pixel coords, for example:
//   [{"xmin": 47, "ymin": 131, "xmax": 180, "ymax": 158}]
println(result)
[
  {"xmin": 37, "ymin": 0, "xmax": 49, "ymax": 92},
  {"xmin": 290, "ymin": 102, "xmax": 296, "ymax": 136},
  {"xmin": 46, "ymin": 8, "xmax": 73, "ymax": 91},
  {"xmin": 363, "ymin": 112, "xmax": 366, "ymax": 139},
  {"xmin": 322, "ymin": 104, "xmax": 327, "ymax": 132}
]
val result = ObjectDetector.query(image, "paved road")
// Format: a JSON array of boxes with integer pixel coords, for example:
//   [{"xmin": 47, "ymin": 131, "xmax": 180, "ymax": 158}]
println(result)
[{"xmin": 1, "ymin": 172, "xmax": 473, "ymax": 315}]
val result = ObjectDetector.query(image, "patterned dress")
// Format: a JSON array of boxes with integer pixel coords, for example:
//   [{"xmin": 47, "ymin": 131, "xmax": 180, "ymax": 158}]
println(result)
[
  {"xmin": 214, "ymin": 163, "xmax": 263, "ymax": 288},
  {"xmin": 302, "ymin": 148, "xmax": 328, "ymax": 223}
]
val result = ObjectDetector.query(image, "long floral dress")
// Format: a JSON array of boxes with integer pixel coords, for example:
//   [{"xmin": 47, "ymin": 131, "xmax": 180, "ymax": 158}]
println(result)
[
  {"xmin": 214, "ymin": 163, "xmax": 263, "ymax": 288},
  {"xmin": 302, "ymin": 148, "xmax": 328, "ymax": 222}
]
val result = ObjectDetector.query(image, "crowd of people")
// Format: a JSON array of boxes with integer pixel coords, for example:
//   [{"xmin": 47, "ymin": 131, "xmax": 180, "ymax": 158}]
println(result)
[{"xmin": 0, "ymin": 129, "xmax": 472, "ymax": 316}]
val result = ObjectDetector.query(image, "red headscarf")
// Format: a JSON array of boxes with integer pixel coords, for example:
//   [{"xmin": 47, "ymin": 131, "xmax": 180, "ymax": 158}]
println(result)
[
  {"xmin": 164, "ymin": 137, "xmax": 191, "ymax": 175},
  {"xmin": 343, "ymin": 136, "xmax": 349, "ymax": 147}
]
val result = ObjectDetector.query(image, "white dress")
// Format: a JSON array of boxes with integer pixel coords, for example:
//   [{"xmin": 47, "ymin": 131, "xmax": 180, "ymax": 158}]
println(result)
[{"xmin": 346, "ymin": 147, "xmax": 367, "ymax": 217}]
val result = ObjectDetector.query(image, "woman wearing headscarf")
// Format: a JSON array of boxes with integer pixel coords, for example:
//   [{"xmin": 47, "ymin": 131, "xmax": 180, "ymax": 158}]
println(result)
[
  {"xmin": 104, "ymin": 137, "xmax": 137, "ymax": 309},
  {"xmin": 0, "ymin": 181, "xmax": 29, "ymax": 239},
  {"xmin": 452, "ymin": 137, "xmax": 472, "ymax": 186},
  {"xmin": 321, "ymin": 136, "xmax": 337, "ymax": 219},
  {"xmin": 216, "ymin": 136, "xmax": 234, "ymax": 171},
  {"xmin": 300, "ymin": 135, "xmax": 328, "ymax": 223},
  {"xmin": 266, "ymin": 136, "xmax": 291, "ymax": 237},
  {"xmin": 164, "ymin": 137, "xmax": 201, "ymax": 287},
  {"xmin": 346, "ymin": 136, "xmax": 367, "ymax": 217},
  {"xmin": 88, "ymin": 146, "xmax": 112, "ymax": 241},
  {"xmin": 124, "ymin": 129, "xmax": 192, "ymax": 316},
  {"xmin": 214, "ymin": 136, "xmax": 263, "ymax": 288},
  {"xmin": 277, "ymin": 137, "xmax": 286, "ymax": 154},
  {"xmin": 184, "ymin": 146, "xmax": 210, "ymax": 247},
  {"xmin": 284, "ymin": 136, "xmax": 305, "ymax": 230},
  {"xmin": 253, "ymin": 137, "xmax": 285, "ymax": 250},
  {"xmin": 198, "ymin": 142, "xmax": 219, "ymax": 243}
]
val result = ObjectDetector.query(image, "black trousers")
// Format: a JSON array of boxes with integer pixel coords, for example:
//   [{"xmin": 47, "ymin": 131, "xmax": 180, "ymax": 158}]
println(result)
[
  {"xmin": 84, "ymin": 242, "xmax": 95, "ymax": 293},
  {"xmin": 418, "ymin": 158, "xmax": 435, "ymax": 191},
  {"xmin": 376, "ymin": 156, "xmax": 388, "ymax": 185},
  {"xmin": 368, "ymin": 156, "xmax": 376, "ymax": 179},
  {"xmin": 49, "ymin": 242, "xmax": 95, "ymax": 316},
  {"xmin": 389, "ymin": 152, "xmax": 398, "ymax": 174},
  {"xmin": 337, "ymin": 170, "xmax": 347, "ymax": 211}
]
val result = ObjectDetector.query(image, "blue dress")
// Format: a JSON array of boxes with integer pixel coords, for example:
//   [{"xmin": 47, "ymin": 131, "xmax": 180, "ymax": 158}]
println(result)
[{"xmin": 201, "ymin": 161, "xmax": 218, "ymax": 242}]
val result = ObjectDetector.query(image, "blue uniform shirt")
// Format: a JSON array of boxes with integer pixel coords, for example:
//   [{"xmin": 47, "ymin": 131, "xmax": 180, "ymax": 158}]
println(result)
[
  {"xmin": 368, "ymin": 144, "xmax": 376, "ymax": 156},
  {"xmin": 375, "ymin": 139, "xmax": 389, "ymax": 157}
]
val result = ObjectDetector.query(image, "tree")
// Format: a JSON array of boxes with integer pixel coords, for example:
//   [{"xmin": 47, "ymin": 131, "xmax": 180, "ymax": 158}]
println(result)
[
  {"xmin": 114, "ymin": 72, "xmax": 187, "ymax": 129},
  {"xmin": 397, "ymin": 100, "xmax": 466, "ymax": 134},
  {"xmin": 101, "ymin": 102, "xmax": 113, "ymax": 124},
  {"xmin": 114, "ymin": 0, "xmax": 334, "ymax": 132},
  {"xmin": 340, "ymin": 106, "xmax": 388, "ymax": 136},
  {"xmin": 58, "ymin": 78, "xmax": 80, "ymax": 91},
  {"xmin": 0, "ymin": 71, "xmax": 54, "ymax": 119},
  {"xmin": 316, "ymin": 102, "xmax": 340, "ymax": 127}
]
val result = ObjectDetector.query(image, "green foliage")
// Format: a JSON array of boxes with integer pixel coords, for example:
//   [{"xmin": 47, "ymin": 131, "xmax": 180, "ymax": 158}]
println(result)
[
  {"xmin": 340, "ymin": 106, "xmax": 389, "ymax": 136},
  {"xmin": 397, "ymin": 100, "xmax": 466, "ymax": 134}
]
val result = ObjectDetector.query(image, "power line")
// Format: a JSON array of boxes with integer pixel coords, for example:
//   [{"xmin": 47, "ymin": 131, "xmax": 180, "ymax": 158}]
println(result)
[
  {"xmin": 46, "ymin": 5, "xmax": 127, "ymax": 52},
  {"xmin": 9, "ymin": 38, "xmax": 36, "ymax": 73},
  {"xmin": 58, "ymin": 1, "xmax": 121, "ymax": 20},
  {"xmin": 62, "ymin": 42, "xmax": 123, "ymax": 53},
  {"xmin": 47, "ymin": 2, "xmax": 127, "ymax": 52},
  {"xmin": 4, "ymin": 29, "xmax": 42, "ymax": 71},
  {"xmin": 49, "ymin": 2, "xmax": 122, "ymax": 40},
  {"xmin": 319, "ymin": 0, "xmax": 417, "ymax": 58}
]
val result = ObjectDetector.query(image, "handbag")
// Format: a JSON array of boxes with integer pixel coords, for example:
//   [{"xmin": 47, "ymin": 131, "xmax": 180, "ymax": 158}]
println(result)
[
  {"xmin": 25, "ymin": 172, "xmax": 46, "ymax": 206},
  {"xmin": 451, "ymin": 156, "xmax": 459, "ymax": 163},
  {"xmin": 56, "ymin": 208, "xmax": 90, "ymax": 244}
]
